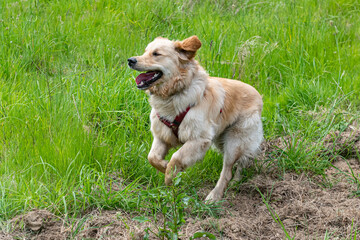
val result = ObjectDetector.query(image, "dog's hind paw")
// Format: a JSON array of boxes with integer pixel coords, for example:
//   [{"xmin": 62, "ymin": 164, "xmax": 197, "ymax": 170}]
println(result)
[{"xmin": 205, "ymin": 190, "xmax": 222, "ymax": 203}]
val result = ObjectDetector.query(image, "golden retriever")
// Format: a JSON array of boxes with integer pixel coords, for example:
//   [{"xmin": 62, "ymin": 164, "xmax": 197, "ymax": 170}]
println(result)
[{"xmin": 128, "ymin": 36, "xmax": 263, "ymax": 202}]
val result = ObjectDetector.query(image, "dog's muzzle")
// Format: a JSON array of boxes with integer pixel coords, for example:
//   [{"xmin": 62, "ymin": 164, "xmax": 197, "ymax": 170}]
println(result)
[
  {"xmin": 127, "ymin": 57, "xmax": 137, "ymax": 67},
  {"xmin": 127, "ymin": 57, "xmax": 163, "ymax": 90}
]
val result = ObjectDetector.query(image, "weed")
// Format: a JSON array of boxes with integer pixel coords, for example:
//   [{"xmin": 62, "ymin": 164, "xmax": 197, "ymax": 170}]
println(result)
[{"xmin": 136, "ymin": 173, "xmax": 219, "ymax": 239}]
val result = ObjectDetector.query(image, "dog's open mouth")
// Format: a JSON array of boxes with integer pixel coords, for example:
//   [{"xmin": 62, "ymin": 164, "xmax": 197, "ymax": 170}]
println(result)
[{"xmin": 135, "ymin": 71, "xmax": 163, "ymax": 90}]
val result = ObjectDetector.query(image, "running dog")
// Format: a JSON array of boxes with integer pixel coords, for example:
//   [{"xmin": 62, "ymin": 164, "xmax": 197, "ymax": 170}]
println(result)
[{"xmin": 128, "ymin": 36, "xmax": 263, "ymax": 201}]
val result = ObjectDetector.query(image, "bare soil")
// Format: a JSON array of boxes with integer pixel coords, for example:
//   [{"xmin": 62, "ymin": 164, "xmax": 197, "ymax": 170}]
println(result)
[{"xmin": 3, "ymin": 127, "xmax": 360, "ymax": 239}]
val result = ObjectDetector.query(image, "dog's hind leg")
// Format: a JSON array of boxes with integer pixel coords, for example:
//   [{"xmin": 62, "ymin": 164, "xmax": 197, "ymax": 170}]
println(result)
[
  {"xmin": 148, "ymin": 137, "xmax": 170, "ymax": 173},
  {"xmin": 232, "ymin": 162, "xmax": 243, "ymax": 183},
  {"xmin": 205, "ymin": 150, "xmax": 240, "ymax": 202},
  {"xmin": 206, "ymin": 114, "xmax": 263, "ymax": 202}
]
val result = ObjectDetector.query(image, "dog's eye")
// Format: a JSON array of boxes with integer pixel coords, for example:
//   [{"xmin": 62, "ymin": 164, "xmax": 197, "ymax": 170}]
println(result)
[{"xmin": 153, "ymin": 52, "xmax": 161, "ymax": 56}]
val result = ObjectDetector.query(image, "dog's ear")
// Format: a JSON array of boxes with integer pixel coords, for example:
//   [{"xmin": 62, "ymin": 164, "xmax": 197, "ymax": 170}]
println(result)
[{"xmin": 175, "ymin": 36, "xmax": 202, "ymax": 61}]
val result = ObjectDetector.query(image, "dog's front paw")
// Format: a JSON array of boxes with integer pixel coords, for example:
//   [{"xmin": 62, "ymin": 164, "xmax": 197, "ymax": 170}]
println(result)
[
  {"xmin": 205, "ymin": 189, "xmax": 222, "ymax": 203},
  {"xmin": 164, "ymin": 163, "xmax": 177, "ymax": 186},
  {"xmin": 165, "ymin": 160, "xmax": 184, "ymax": 186},
  {"xmin": 165, "ymin": 175, "xmax": 173, "ymax": 186}
]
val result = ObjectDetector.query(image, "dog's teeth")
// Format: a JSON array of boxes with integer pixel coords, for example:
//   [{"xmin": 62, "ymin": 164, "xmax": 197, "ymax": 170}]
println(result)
[
  {"xmin": 154, "ymin": 73, "xmax": 159, "ymax": 77},
  {"xmin": 138, "ymin": 82, "xmax": 144, "ymax": 86}
]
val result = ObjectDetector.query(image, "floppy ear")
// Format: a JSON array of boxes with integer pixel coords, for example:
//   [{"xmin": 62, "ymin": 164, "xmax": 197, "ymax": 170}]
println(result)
[{"xmin": 174, "ymin": 36, "xmax": 202, "ymax": 61}]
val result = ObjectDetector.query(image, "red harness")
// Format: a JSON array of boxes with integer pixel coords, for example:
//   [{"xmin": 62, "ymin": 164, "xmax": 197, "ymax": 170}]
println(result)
[
  {"xmin": 156, "ymin": 106, "xmax": 191, "ymax": 138},
  {"xmin": 156, "ymin": 106, "xmax": 223, "ymax": 139}
]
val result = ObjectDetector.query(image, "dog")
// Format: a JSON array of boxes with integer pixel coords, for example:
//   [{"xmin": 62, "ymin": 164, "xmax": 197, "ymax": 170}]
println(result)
[{"xmin": 128, "ymin": 36, "xmax": 263, "ymax": 202}]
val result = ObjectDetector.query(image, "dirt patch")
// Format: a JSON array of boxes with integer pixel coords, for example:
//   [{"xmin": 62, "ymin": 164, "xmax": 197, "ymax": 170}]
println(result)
[
  {"xmin": 0, "ymin": 233, "xmax": 12, "ymax": 240},
  {"xmin": 7, "ymin": 161, "xmax": 359, "ymax": 240},
  {"xmin": 323, "ymin": 126, "xmax": 360, "ymax": 158},
  {"xmin": 2, "ymin": 128, "xmax": 360, "ymax": 239},
  {"xmin": 187, "ymin": 164, "xmax": 360, "ymax": 239},
  {"xmin": 8, "ymin": 209, "xmax": 154, "ymax": 240},
  {"xmin": 77, "ymin": 210, "xmax": 153, "ymax": 240},
  {"xmin": 9, "ymin": 210, "xmax": 66, "ymax": 240}
]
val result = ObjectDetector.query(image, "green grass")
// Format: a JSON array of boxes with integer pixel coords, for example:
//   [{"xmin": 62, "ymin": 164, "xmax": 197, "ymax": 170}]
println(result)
[{"xmin": 0, "ymin": 0, "xmax": 359, "ymax": 236}]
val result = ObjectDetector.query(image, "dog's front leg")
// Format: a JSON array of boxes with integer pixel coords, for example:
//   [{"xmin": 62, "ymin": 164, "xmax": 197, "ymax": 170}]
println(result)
[
  {"xmin": 165, "ymin": 139, "xmax": 211, "ymax": 185},
  {"xmin": 148, "ymin": 137, "xmax": 170, "ymax": 173}
]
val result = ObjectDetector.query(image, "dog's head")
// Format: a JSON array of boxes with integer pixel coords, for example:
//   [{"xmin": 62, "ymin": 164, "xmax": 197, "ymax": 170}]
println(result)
[{"xmin": 128, "ymin": 36, "xmax": 202, "ymax": 94}]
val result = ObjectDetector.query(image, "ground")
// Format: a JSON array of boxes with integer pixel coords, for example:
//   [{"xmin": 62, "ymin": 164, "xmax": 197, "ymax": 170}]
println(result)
[{"xmin": 2, "ymin": 128, "xmax": 359, "ymax": 240}]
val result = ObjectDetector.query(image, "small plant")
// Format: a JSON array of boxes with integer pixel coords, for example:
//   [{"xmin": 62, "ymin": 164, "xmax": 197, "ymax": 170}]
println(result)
[{"xmin": 135, "ymin": 172, "xmax": 217, "ymax": 240}]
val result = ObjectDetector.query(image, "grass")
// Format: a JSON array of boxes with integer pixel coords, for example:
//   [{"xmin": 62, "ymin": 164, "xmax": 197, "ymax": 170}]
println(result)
[{"xmin": 0, "ymin": 0, "xmax": 360, "ymax": 238}]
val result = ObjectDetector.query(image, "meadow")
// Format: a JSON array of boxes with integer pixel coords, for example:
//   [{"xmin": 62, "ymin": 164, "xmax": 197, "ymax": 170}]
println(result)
[{"xmin": 0, "ymin": 0, "xmax": 360, "ymax": 238}]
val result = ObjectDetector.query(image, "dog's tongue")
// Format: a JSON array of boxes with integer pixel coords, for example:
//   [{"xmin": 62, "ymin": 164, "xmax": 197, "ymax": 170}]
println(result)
[{"xmin": 135, "ymin": 72, "xmax": 156, "ymax": 85}]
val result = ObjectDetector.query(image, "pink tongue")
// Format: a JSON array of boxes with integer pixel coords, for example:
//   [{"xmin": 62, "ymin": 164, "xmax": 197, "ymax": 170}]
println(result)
[{"xmin": 135, "ymin": 72, "xmax": 156, "ymax": 85}]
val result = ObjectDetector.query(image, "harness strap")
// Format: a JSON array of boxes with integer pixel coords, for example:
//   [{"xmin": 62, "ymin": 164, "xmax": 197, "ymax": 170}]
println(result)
[
  {"xmin": 156, "ymin": 106, "xmax": 223, "ymax": 139},
  {"xmin": 156, "ymin": 106, "xmax": 191, "ymax": 138}
]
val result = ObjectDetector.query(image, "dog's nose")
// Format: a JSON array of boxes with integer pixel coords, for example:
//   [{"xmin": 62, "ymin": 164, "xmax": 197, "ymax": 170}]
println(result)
[{"xmin": 127, "ymin": 57, "xmax": 137, "ymax": 67}]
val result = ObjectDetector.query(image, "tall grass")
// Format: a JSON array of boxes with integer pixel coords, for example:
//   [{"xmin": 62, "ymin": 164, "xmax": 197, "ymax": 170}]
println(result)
[{"xmin": 0, "ymin": 0, "xmax": 359, "ymax": 219}]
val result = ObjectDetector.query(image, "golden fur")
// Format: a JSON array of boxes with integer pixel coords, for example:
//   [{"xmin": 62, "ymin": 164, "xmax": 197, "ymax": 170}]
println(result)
[{"xmin": 128, "ymin": 36, "xmax": 263, "ymax": 201}]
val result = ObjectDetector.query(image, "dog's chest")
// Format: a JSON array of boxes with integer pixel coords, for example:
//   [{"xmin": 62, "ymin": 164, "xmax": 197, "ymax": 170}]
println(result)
[{"xmin": 151, "ymin": 108, "xmax": 217, "ymax": 146}]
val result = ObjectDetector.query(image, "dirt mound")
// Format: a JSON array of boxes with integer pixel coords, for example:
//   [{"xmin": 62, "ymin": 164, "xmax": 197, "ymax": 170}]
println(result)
[
  {"xmin": 8, "ymin": 209, "xmax": 153, "ymax": 240},
  {"xmin": 10, "ymin": 210, "xmax": 66, "ymax": 240},
  {"xmin": 184, "ymin": 160, "xmax": 360, "ymax": 239}
]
